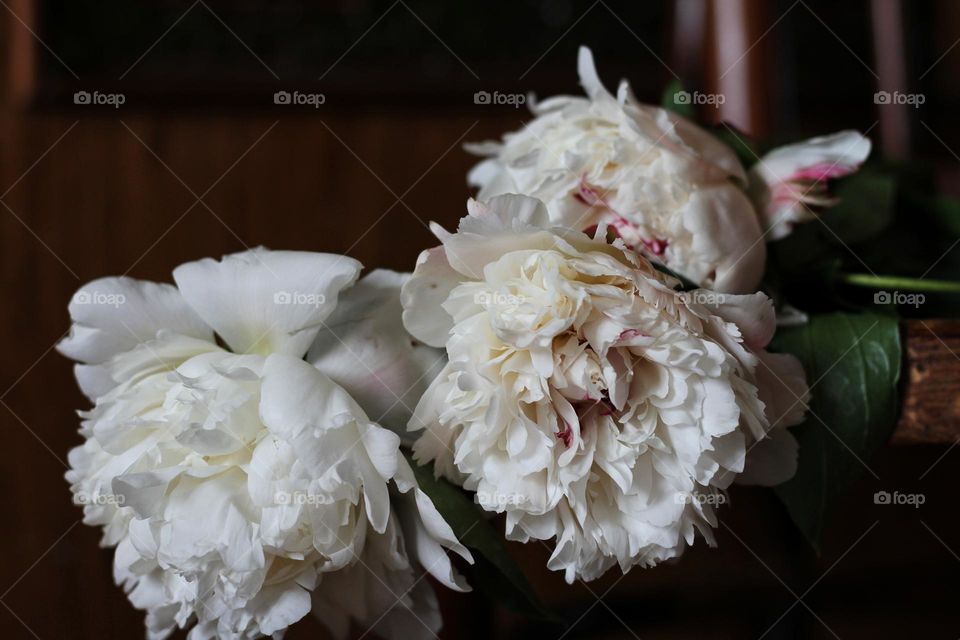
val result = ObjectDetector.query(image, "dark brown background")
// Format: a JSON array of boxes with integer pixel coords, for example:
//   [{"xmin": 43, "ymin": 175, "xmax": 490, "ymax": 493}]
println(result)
[{"xmin": 2, "ymin": 1, "xmax": 959, "ymax": 638}]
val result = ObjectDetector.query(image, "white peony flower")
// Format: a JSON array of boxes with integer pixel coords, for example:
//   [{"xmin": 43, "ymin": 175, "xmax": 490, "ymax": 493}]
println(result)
[
  {"xmin": 748, "ymin": 131, "xmax": 871, "ymax": 240},
  {"xmin": 308, "ymin": 269, "xmax": 446, "ymax": 437},
  {"xmin": 465, "ymin": 46, "xmax": 766, "ymax": 293},
  {"xmin": 60, "ymin": 249, "xmax": 471, "ymax": 640},
  {"xmin": 401, "ymin": 194, "xmax": 808, "ymax": 583}
]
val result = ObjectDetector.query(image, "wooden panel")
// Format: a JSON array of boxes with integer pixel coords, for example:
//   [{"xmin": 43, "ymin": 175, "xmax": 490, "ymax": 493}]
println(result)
[{"xmin": 894, "ymin": 319, "xmax": 960, "ymax": 444}]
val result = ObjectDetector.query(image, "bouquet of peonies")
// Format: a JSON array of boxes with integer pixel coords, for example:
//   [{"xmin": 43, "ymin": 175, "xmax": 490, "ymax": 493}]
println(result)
[{"xmin": 63, "ymin": 47, "xmax": 922, "ymax": 639}]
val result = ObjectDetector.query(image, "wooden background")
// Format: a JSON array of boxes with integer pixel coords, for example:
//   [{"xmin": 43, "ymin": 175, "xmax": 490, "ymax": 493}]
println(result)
[{"xmin": 2, "ymin": 2, "xmax": 960, "ymax": 639}]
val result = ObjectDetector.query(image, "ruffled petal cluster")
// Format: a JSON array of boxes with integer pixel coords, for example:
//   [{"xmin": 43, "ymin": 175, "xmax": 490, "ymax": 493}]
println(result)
[
  {"xmin": 402, "ymin": 195, "xmax": 808, "ymax": 583},
  {"xmin": 61, "ymin": 249, "xmax": 470, "ymax": 640},
  {"xmin": 466, "ymin": 47, "xmax": 766, "ymax": 293}
]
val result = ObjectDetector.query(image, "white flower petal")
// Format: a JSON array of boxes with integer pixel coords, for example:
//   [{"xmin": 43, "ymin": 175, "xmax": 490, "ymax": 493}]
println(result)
[
  {"xmin": 58, "ymin": 277, "xmax": 212, "ymax": 364},
  {"xmin": 173, "ymin": 248, "xmax": 361, "ymax": 357},
  {"xmin": 750, "ymin": 130, "xmax": 872, "ymax": 240},
  {"xmin": 247, "ymin": 583, "xmax": 312, "ymax": 636},
  {"xmin": 699, "ymin": 291, "xmax": 776, "ymax": 350},
  {"xmin": 466, "ymin": 47, "xmax": 761, "ymax": 292},
  {"xmin": 260, "ymin": 353, "xmax": 369, "ymax": 435},
  {"xmin": 310, "ymin": 270, "xmax": 445, "ymax": 432},
  {"xmin": 401, "ymin": 247, "xmax": 462, "ymax": 348},
  {"xmin": 406, "ymin": 195, "xmax": 808, "ymax": 582},
  {"xmin": 66, "ymin": 251, "xmax": 474, "ymax": 638}
]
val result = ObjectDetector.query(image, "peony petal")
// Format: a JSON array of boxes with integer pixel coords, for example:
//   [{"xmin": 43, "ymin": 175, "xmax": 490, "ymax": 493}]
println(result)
[
  {"xmin": 401, "ymin": 247, "xmax": 462, "ymax": 348},
  {"xmin": 461, "ymin": 194, "xmax": 552, "ymax": 234},
  {"xmin": 259, "ymin": 353, "xmax": 369, "ymax": 437},
  {"xmin": 399, "ymin": 489, "xmax": 472, "ymax": 592},
  {"xmin": 750, "ymin": 130, "xmax": 871, "ymax": 240},
  {"xmin": 58, "ymin": 277, "xmax": 212, "ymax": 364},
  {"xmin": 757, "ymin": 130, "xmax": 871, "ymax": 183},
  {"xmin": 756, "ymin": 351, "xmax": 810, "ymax": 430},
  {"xmin": 173, "ymin": 248, "xmax": 361, "ymax": 357},
  {"xmin": 700, "ymin": 291, "xmax": 777, "ymax": 350},
  {"xmin": 682, "ymin": 185, "xmax": 766, "ymax": 293},
  {"xmin": 412, "ymin": 487, "xmax": 473, "ymax": 562},
  {"xmin": 247, "ymin": 583, "xmax": 312, "ymax": 636},
  {"xmin": 735, "ymin": 428, "xmax": 799, "ymax": 486},
  {"xmin": 260, "ymin": 353, "xmax": 402, "ymax": 534},
  {"xmin": 309, "ymin": 270, "xmax": 446, "ymax": 432},
  {"xmin": 577, "ymin": 46, "xmax": 609, "ymax": 101}
]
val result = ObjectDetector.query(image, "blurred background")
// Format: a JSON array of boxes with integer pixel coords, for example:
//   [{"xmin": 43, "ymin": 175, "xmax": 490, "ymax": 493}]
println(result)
[{"xmin": 1, "ymin": 0, "xmax": 959, "ymax": 638}]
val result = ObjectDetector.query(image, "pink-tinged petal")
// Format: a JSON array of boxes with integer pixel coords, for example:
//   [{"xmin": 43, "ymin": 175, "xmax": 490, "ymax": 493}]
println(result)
[
  {"xmin": 750, "ymin": 131, "xmax": 871, "ymax": 240},
  {"xmin": 789, "ymin": 162, "xmax": 857, "ymax": 183}
]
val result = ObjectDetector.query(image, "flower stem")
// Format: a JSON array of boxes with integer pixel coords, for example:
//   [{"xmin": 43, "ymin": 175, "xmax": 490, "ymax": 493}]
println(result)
[{"xmin": 838, "ymin": 273, "xmax": 960, "ymax": 293}]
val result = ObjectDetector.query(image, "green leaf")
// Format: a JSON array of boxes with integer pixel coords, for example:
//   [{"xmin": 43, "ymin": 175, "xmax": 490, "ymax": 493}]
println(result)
[
  {"xmin": 912, "ymin": 192, "xmax": 960, "ymax": 237},
  {"xmin": 708, "ymin": 124, "xmax": 760, "ymax": 169},
  {"xmin": 406, "ymin": 456, "xmax": 557, "ymax": 621},
  {"xmin": 660, "ymin": 79, "xmax": 696, "ymax": 120},
  {"xmin": 652, "ymin": 261, "xmax": 700, "ymax": 291},
  {"xmin": 824, "ymin": 168, "xmax": 896, "ymax": 244},
  {"xmin": 770, "ymin": 313, "xmax": 901, "ymax": 550}
]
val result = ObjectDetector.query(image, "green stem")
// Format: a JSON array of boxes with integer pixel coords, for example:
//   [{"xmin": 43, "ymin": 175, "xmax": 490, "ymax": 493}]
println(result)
[{"xmin": 839, "ymin": 273, "xmax": 960, "ymax": 293}]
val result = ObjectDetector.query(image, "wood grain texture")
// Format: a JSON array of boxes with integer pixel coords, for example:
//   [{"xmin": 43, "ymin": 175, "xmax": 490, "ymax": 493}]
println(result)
[{"xmin": 894, "ymin": 319, "xmax": 960, "ymax": 444}]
